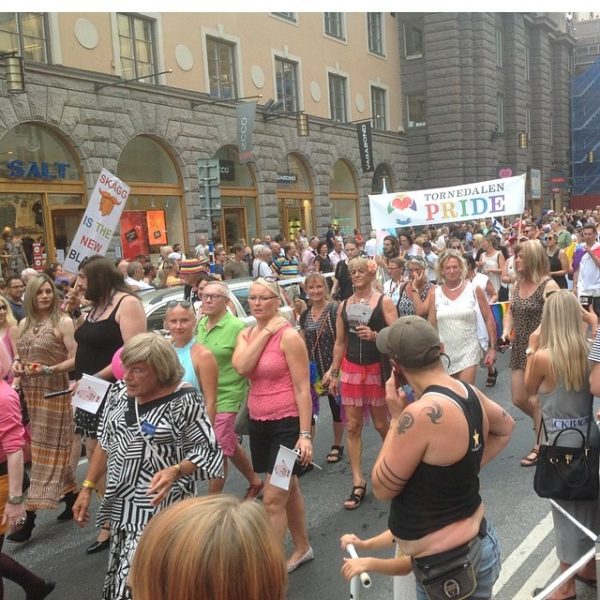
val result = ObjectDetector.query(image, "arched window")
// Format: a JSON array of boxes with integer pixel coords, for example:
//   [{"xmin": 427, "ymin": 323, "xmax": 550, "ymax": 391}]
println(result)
[
  {"xmin": 276, "ymin": 153, "xmax": 314, "ymax": 239},
  {"xmin": 372, "ymin": 163, "xmax": 394, "ymax": 194},
  {"xmin": 117, "ymin": 136, "xmax": 184, "ymax": 259},
  {"xmin": 330, "ymin": 159, "xmax": 359, "ymax": 236}
]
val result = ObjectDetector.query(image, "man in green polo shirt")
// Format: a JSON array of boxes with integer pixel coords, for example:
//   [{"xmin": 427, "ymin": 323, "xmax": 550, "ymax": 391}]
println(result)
[{"xmin": 196, "ymin": 280, "xmax": 264, "ymax": 498}]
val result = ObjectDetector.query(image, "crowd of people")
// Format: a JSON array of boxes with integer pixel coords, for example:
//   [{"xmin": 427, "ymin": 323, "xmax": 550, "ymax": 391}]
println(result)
[{"xmin": 1, "ymin": 205, "xmax": 600, "ymax": 599}]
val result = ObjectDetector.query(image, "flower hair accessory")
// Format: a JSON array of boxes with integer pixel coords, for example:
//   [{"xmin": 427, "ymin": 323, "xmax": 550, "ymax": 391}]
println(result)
[{"xmin": 367, "ymin": 259, "xmax": 378, "ymax": 274}]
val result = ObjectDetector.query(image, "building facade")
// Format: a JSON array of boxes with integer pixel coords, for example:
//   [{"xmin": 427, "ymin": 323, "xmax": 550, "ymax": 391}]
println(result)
[
  {"xmin": 0, "ymin": 12, "xmax": 406, "ymax": 265},
  {"xmin": 396, "ymin": 12, "xmax": 573, "ymax": 216}
]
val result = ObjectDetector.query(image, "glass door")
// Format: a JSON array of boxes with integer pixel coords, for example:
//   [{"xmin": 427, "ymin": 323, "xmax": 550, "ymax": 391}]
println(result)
[
  {"xmin": 51, "ymin": 209, "xmax": 84, "ymax": 264},
  {"xmin": 222, "ymin": 206, "xmax": 247, "ymax": 249}
]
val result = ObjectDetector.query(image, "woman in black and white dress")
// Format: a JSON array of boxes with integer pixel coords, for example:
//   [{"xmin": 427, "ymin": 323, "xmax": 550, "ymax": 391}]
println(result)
[{"xmin": 72, "ymin": 333, "xmax": 223, "ymax": 600}]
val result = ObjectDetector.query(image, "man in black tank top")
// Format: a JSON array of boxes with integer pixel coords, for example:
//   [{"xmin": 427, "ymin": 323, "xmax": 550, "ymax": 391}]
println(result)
[{"xmin": 373, "ymin": 316, "xmax": 515, "ymax": 600}]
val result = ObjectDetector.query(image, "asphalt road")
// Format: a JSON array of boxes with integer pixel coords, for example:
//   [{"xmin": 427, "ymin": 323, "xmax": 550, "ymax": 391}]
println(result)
[{"xmin": 5, "ymin": 351, "xmax": 599, "ymax": 599}]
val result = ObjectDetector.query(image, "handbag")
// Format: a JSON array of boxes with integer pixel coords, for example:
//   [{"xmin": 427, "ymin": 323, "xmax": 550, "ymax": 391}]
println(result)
[{"xmin": 533, "ymin": 406, "xmax": 599, "ymax": 501}]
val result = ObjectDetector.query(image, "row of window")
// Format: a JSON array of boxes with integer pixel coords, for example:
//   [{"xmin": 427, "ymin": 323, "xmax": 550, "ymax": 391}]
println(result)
[
  {"xmin": 275, "ymin": 12, "xmax": 386, "ymax": 56},
  {"xmin": 1, "ymin": 12, "xmax": 390, "ymax": 130}
]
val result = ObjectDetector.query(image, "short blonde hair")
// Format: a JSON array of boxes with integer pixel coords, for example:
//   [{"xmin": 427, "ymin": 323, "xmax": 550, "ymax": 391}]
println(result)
[
  {"xmin": 0, "ymin": 295, "xmax": 17, "ymax": 327},
  {"xmin": 437, "ymin": 250, "xmax": 467, "ymax": 283},
  {"xmin": 129, "ymin": 495, "xmax": 287, "ymax": 600},
  {"xmin": 121, "ymin": 333, "xmax": 184, "ymax": 387},
  {"xmin": 304, "ymin": 272, "xmax": 332, "ymax": 301},
  {"xmin": 347, "ymin": 255, "xmax": 372, "ymax": 274}
]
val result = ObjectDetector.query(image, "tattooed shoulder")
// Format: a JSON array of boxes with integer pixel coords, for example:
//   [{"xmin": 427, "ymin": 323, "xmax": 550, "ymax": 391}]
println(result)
[
  {"xmin": 420, "ymin": 400, "xmax": 443, "ymax": 424},
  {"xmin": 396, "ymin": 412, "xmax": 414, "ymax": 435}
]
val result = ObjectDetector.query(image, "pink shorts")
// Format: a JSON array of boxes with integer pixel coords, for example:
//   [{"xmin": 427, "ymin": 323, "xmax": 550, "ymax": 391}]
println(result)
[{"xmin": 214, "ymin": 412, "xmax": 238, "ymax": 457}]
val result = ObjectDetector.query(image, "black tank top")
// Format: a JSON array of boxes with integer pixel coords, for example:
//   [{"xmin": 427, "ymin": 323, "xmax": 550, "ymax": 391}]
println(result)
[
  {"xmin": 548, "ymin": 249, "xmax": 568, "ymax": 289},
  {"xmin": 342, "ymin": 294, "xmax": 386, "ymax": 365},
  {"xmin": 74, "ymin": 295, "xmax": 129, "ymax": 380},
  {"xmin": 388, "ymin": 383, "xmax": 484, "ymax": 540}
]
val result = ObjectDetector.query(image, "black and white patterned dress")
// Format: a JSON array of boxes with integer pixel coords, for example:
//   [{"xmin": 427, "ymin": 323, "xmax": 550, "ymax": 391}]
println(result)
[{"xmin": 96, "ymin": 381, "xmax": 223, "ymax": 600}]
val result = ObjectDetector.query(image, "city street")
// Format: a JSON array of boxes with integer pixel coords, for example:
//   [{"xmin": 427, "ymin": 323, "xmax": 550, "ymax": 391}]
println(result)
[{"xmin": 5, "ymin": 351, "xmax": 599, "ymax": 599}]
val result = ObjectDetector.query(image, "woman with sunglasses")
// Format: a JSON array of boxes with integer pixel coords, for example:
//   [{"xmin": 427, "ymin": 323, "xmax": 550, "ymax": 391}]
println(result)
[
  {"xmin": 397, "ymin": 256, "xmax": 434, "ymax": 318},
  {"xmin": 545, "ymin": 232, "xmax": 570, "ymax": 289},
  {"xmin": 232, "ymin": 277, "xmax": 314, "ymax": 573},
  {"xmin": 62, "ymin": 255, "xmax": 146, "ymax": 554},
  {"xmin": 326, "ymin": 257, "xmax": 398, "ymax": 510}
]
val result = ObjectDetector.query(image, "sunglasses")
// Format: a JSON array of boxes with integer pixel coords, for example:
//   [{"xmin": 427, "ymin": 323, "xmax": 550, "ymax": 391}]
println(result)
[
  {"xmin": 166, "ymin": 300, "xmax": 192, "ymax": 309},
  {"xmin": 200, "ymin": 293, "xmax": 226, "ymax": 302}
]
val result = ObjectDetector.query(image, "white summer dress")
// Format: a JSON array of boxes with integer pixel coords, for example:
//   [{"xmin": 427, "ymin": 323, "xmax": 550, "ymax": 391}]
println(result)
[{"xmin": 434, "ymin": 281, "xmax": 482, "ymax": 375}]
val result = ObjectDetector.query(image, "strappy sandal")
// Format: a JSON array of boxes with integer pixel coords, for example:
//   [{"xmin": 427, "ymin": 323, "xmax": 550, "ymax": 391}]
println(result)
[
  {"xmin": 326, "ymin": 445, "xmax": 344, "ymax": 464},
  {"xmin": 485, "ymin": 367, "xmax": 498, "ymax": 387},
  {"xmin": 520, "ymin": 448, "xmax": 539, "ymax": 467},
  {"xmin": 344, "ymin": 484, "xmax": 367, "ymax": 510}
]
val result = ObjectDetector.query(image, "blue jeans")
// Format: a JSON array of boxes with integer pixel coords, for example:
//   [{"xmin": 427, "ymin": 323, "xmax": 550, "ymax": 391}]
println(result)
[{"xmin": 415, "ymin": 525, "xmax": 501, "ymax": 600}]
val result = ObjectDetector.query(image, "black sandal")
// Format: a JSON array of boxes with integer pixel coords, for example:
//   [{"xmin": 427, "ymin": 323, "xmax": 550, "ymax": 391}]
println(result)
[
  {"xmin": 520, "ymin": 448, "xmax": 539, "ymax": 467},
  {"xmin": 326, "ymin": 445, "xmax": 344, "ymax": 464},
  {"xmin": 344, "ymin": 484, "xmax": 366, "ymax": 510},
  {"xmin": 485, "ymin": 367, "xmax": 498, "ymax": 387}
]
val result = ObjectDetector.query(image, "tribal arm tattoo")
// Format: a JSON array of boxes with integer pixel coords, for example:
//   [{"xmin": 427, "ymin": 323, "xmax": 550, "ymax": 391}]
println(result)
[
  {"xmin": 421, "ymin": 401, "xmax": 443, "ymax": 424},
  {"xmin": 375, "ymin": 458, "xmax": 409, "ymax": 492}
]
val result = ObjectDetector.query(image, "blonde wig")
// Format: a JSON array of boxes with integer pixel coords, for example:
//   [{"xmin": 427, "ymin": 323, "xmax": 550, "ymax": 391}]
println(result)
[
  {"xmin": 21, "ymin": 274, "xmax": 61, "ymax": 334},
  {"xmin": 436, "ymin": 249, "xmax": 468, "ymax": 283},
  {"xmin": 514, "ymin": 239, "xmax": 549, "ymax": 283}
]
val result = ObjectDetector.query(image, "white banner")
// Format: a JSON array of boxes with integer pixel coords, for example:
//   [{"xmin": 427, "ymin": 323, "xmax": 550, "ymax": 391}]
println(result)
[
  {"xmin": 368, "ymin": 174, "xmax": 525, "ymax": 230},
  {"xmin": 63, "ymin": 169, "xmax": 130, "ymax": 274}
]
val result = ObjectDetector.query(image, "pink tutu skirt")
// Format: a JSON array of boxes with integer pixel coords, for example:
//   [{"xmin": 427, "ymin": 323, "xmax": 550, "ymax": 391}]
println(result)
[{"xmin": 340, "ymin": 357, "xmax": 386, "ymax": 407}]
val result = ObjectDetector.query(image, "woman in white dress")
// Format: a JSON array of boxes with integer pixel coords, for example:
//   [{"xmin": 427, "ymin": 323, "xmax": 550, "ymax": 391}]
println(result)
[
  {"xmin": 478, "ymin": 235, "xmax": 505, "ymax": 295},
  {"xmin": 428, "ymin": 250, "xmax": 497, "ymax": 384}
]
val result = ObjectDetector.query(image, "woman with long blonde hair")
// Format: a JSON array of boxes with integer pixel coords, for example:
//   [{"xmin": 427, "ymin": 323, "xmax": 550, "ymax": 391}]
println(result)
[
  {"xmin": 9, "ymin": 274, "xmax": 78, "ymax": 542},
  {"xmin": 525, "ymin": 290, "xmax": 599, "ymax": 598},
  {"xmin": 129, "ymin": 495, "xmax": 286, "ymax": 600},
  {"xmin": 0, "ymin": 296, "xmax": 18, "ymax": 383},
  {"xmin": 502, "ymin": 240, "xmax": 559, "ymax": 467}
]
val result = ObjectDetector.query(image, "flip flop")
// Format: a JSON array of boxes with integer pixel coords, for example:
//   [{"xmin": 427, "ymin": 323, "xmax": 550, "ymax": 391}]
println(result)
[
  {"xmin": 326, "ymin": 445, "xmax": 344, "ymax": 463},
  {"xmin": 520, "ymin": 448, "xmax": 539, "ymax": 467}
]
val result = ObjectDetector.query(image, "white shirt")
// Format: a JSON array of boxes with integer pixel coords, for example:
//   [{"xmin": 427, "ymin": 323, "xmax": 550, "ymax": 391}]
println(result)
[
  {"xmin": 423, "ymin": 251, "xmax": 438, "ymax": 282},
  {"xmin": 578, "ymin": 243, "xmax": 600, "ymax": 295},
  {"xmin": 328, "ymin": 249, "xmax": 347, "ymax": 269},
  {"xmin": 364, "ymin": 238, "xmax": 378, "ymax": 257},
  {"xmin": 125, "ymin": 276, "xmax": 153, "ymax": 289}
]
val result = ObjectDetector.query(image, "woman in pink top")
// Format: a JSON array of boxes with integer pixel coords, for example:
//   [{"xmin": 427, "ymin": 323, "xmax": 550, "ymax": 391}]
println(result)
[
  {"xmin": 233, "ymin": 277, "xmax": 314, "ymax": 575},
  {"xmin": 0, "ymin": 297, "xmax": 18, "ymax": 384}
]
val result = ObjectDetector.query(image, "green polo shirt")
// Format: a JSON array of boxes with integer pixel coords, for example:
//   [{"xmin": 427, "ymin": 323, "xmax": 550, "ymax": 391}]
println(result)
[{"xmin": 196, "ymin": 311, "xmax": 247, "ymax": 413}]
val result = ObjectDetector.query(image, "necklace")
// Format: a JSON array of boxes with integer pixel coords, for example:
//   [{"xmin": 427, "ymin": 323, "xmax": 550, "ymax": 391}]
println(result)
[
  {"xmin": 311, "ymin": 301, "xmax": 327, "ymax": 320},
  {"xmin": 354, "ymin": 289, "xmax": 373, "ymax": 304},
  {"xmin": 88, "ymin": 290, "xmax": 117, "ymax": 323},
  {"xmin": 32, "ymin": 318, "xmax": 48, "ymax": 334},
  {"xmin": 445, "ymin": 279, "xmax": 464, "ymax": 292}
]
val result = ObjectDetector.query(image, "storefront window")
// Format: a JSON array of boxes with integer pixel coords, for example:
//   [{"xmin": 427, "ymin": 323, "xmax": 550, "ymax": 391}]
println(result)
[
  {"xmin": 117, "ymin": 136, "xmax": 183, "ymax": 260},
  {"xmin": 277, "ymin": 153, "xmax": 314, "ymax": 238},
  {"xmin": 0, "ymin": 123, "xmax": 80, "ymax": 181},
  {"xmin": 330, "ymin": 159, "xmax": 358, "ymax": 236},
  {"xmin": 213, "ymin": 146, "xmax": 258, "ymax": 248}
]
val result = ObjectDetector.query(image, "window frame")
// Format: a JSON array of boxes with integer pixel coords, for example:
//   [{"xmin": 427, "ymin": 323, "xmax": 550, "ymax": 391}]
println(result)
[
  {"xmin": 271, "ymin": 13, "xmax": 297, "ymax": 23},
  {"xmin": 274, "ymin": 56, "xmax": 299, "ymax": 113},
  {"xmin": 0, "ymin": 12, "xmax": 49, "ymax": 63},
  {"xmin": 367, "ymin": 13, "xmax": 385, "ymax": 57},
  {"xmin": 117, "ymin": 13, "xmax": 157, "ymax": 82},
  {"xmin": 324, "ymin": 13, "xmax": 345, "ymax": 41},
  {"xmin": 525, "ymin": 45, "xmax": 530, "ymax": 81},
  {"xmin": 496, "ymin": 94, "xmax": 505, "ymax": 133},
  {"xmin": 328, "ymin": 73, "xmax": 348, "ymax": 123},
  {"xmin": 495, "ymin": 26, "xmax": 503, "ymax": 68},
  {"xmin": 206, "ymin": 35, "xmax": 239, "ymax": 100},
  {"xmin": 370, "ymin": 85, "xmax": 387, "ymax": 131},
  {"xmin": 406, "ymin": 93, "xmax": 426, "ymax": 129},
  {"xmin": 403, "ymin": 22, "xmax": 423, "ymax": 59}
]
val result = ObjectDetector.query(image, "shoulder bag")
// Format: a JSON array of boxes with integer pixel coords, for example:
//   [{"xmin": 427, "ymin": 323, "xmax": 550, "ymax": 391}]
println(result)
[{"xmin": 533, "ymin": 401, "xmax": 599, "ymax": 501}]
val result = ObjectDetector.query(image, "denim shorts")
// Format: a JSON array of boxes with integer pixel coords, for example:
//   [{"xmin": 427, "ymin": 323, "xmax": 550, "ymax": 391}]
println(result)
[
  {"xmin": 414, "ymin": 524, "xmax": 501, "ymax": 600},
  {"xmin": 248, "ymin": 416, "xmax": 301, "ymax": 475}
]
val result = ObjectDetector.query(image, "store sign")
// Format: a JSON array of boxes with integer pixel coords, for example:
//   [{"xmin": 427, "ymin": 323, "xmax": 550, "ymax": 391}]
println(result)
[
  {"xmin": 32, "ymin": 242, "xmax": 44, "ymax": 271},
  {"xmin": 357, "ymin": 122, "xmax": 374, "ymax": 173},
  {"xmin": 5, "ymin": 160, "xmax": 70, "ymax": 180},
  {"xmin": 219, "ymin": 160, "xmax": 235, "ymax": 181},
  {"xmin": 529, "ymin": 168, "xmax": 541, "ymax": 200},
  {"xmin": 237, "ymin": 102, "xmax": 256, "ymax": 164},
  {"xmin": 63, "ymin": 168, "xmax": 130, "ymax": 274},
  {"xmin": 277, "ymin": 172, "xmax": 297, "ymax": 183}
]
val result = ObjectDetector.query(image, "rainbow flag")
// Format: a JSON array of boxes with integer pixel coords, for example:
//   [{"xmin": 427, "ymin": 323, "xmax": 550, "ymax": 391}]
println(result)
[{"xmin": 490, "ymin": 302, "xmax": 510, "ymax": 340}]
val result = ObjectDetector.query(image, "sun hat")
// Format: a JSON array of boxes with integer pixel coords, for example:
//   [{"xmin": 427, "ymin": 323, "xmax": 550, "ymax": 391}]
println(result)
[
  {"xmin": 179, "ymin": 258, "xmax": 209, "ymax": 274},
  {"xmin": 376, "ymin": 316, "xmax": 442, "ymax": 369}
]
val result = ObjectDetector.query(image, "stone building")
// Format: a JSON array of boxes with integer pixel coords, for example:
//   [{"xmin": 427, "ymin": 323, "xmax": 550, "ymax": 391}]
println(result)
[
  {"xmin": 0, "ymin": 12, "xmax": 406, "ymax": 263},
  {"xmin": 395, "ymin": 12, "xmax": 574, "ymax": 215}
]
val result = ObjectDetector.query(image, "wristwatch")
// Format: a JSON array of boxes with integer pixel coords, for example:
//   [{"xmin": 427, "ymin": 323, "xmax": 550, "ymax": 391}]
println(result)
[{"xmin": 7, "ymin": 494, "xmax": 26, "ymax": 505}]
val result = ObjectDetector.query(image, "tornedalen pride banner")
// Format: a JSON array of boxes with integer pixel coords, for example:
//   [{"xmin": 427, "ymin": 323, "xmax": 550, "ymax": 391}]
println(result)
[{"xmin": 368, "ymin": 174, "xmax": 525, "ymax": 229}]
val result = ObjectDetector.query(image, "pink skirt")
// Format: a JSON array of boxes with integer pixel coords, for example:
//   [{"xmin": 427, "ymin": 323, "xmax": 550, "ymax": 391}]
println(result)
[{"xmin": 340, "ymin": 358, "xmax": 386, "ymax": 407}]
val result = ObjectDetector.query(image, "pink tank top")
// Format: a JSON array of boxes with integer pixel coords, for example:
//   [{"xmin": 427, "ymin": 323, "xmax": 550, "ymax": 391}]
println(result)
[
  {"xmin": 1, "ymin": 331, "xmax": 14, "ymax": 384},
  {"xmin": 247, "ymin": 323, "xmax": 298, "ymax": 421}
]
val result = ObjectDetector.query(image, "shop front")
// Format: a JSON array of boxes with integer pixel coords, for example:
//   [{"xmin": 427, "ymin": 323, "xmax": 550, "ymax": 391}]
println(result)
[
  {"xmin": 213, "ymin": 146, "xmax": 259, "ymax": 249},
  {"xmin": 276, "ymin": 153, "xmax": 314, "ymax": 240},
  {"xmin": 116, "ymin": 135, "xmax": 185, "ymax": 260},
  {"xmin": 330, "ymin": 159, "xmax": 359, "ymax": 236},
  {"xmin": 0, "ymin": 122, "xmax": 86, "ymax": 271}
]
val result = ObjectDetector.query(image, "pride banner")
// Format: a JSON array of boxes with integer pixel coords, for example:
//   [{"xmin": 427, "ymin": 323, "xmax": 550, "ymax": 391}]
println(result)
[{"xmin": 368, "ymin": 174, "xmax": 525, "ymax": 229}]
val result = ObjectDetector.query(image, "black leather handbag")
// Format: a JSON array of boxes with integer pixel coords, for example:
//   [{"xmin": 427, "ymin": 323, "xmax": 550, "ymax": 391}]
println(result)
[{"xmin": 533, "ymin": 410, "xmax": 599, "ymax": 502}]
